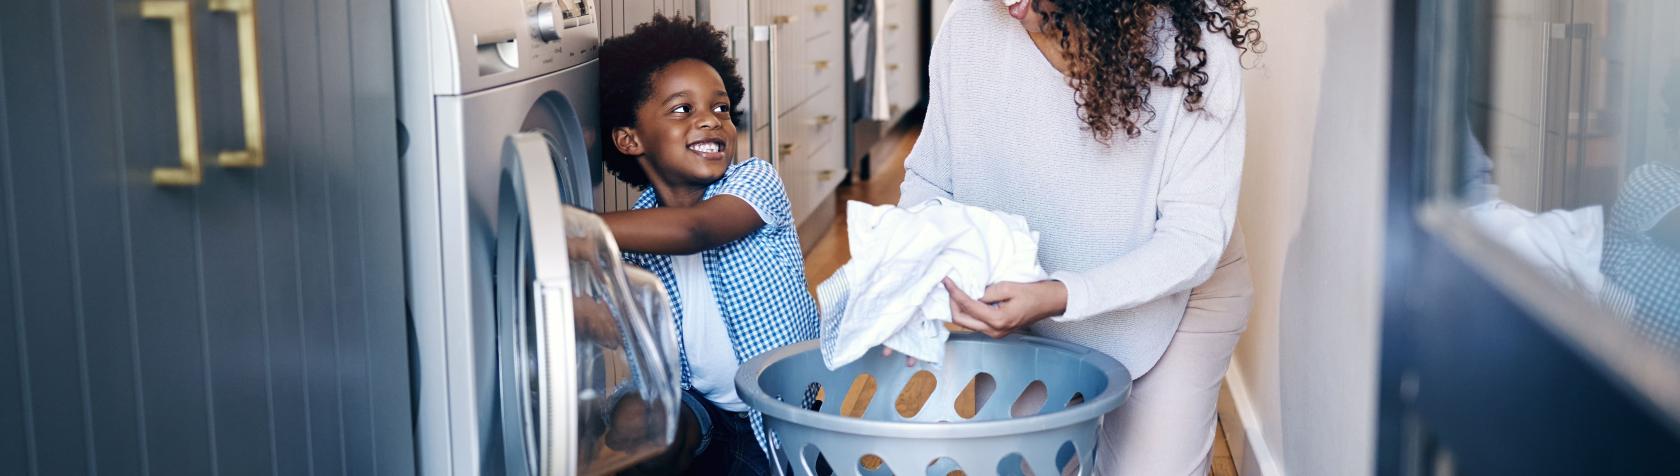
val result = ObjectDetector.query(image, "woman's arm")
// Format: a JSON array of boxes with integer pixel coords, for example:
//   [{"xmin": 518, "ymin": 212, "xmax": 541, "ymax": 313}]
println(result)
[
  {"xmin": 601, "ymin": 195, "xmax": 765, "ymax": 255},
  {"xmin": 898, "ymin": 11, "xmax": 956, "ymax": 206},
  {"xmin": 1049, "ymin": 58, "xmax": 1247, "ymax": 322}
]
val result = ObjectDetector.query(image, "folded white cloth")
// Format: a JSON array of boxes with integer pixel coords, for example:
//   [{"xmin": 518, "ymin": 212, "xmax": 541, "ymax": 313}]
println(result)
[{"xmin": 818, "ymin": 199, "xmax": 1048, "ymax": 369}]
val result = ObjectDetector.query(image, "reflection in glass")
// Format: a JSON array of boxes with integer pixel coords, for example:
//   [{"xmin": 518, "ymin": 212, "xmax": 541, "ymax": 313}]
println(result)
[
  {"xmin": 1454, "ymin": 0, "xmax": 1680, "ymax": 354},
  {"xmin": 496, "ymin": 134, "xmax": 680, "ymax": 475},
  {"xmin": 562, "ymin": 208, "xmax": 681, "ymax": 474}
]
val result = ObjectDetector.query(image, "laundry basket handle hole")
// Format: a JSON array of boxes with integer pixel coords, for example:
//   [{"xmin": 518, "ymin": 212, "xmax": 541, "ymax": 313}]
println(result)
[
  {"xmin": 955, "ymin": 372, "xmax": 997, "ymax": 419},
  {"xmin": 803, "ymin": 382, "xmax": 824, "ymax": 412},
  {"xmin": 841, "ymin": 373, "xmax": 879, "ymax": 417},
  {"xmin": 999, "ymin": 453, "xmax": 1033, "ymax": 476},
  {"xmin": 895, "ymin": 370, "xmax": 938, "ymax": 419},
  {"xmin": 1066, "ymin": 392, "xmax": 1085, "ymax": 409},
  {"xmin": 859, "ymin": 453, "xmax": 890, "ymax": 474},
  {"xmin": 1052, "ymin": 440, "xmax": 1081, "ymax": 476},
  {"xmin": 925, "ymin": 456, "xmax": 963, "ymax": 476},
  {"xmin": 1010, "ymin": 380, "xmax": 1049, "ymax": 418}
]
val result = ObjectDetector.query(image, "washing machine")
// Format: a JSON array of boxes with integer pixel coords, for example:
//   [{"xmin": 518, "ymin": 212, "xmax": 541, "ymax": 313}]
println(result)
[{"xmin": 397, "ymin": 1, "xmax": 681, "ymax": 474}]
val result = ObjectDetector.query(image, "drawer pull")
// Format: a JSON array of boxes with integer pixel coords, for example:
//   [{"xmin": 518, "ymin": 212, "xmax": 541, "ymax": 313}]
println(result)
[
  {"xmin": 817, "ymin": 170, "xmax": 836, "ymax": 181},
  {"xmin": 886, "ymin": 63, "xmax": 900, "ymax": 71},
  {"xmin": 813, "ymin": 115, "xmax": 835, "ymax": 126},
  {"xmin": 779, "ymin": 143, "xmax": 799, "ymax": 157},
  {"xmin": 813, "ymin": 60, "xmax": 829, "ymax": 71},
  {"xmin": 773, "ymin": 15, "xmax": 798, "ymax": 25},
  {"xmin": 812, "ymin": 3, "xmax": 829, "ymax": 13},
  {"xmin": 211, "ymin": 0, "xmax": 266, "ymax": 168},
  {"xmin": 144, "ymin": 0, "xmax": 204, "ymax": 187},
  {"xmin": 887, "ymin": 23, "xmax": 900, "ymax": 31}
]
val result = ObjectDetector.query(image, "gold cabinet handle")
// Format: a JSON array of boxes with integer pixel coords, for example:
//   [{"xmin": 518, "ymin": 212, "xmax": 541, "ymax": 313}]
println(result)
[
  {"xmin": 887, "ymin": 23, "xmax": 900, "ymax": 31},
  {"xmin": 813, "ymin": 60, "xmax": 829, "ymax": 71},
  {"xmin": 773, "ymin": 15, "xmax": 797, "ymax": 25},
  {"xmin": 779, "ymin": 143, "xmax": 798, "ymax": 157},
  {"xmin": 812, "ymin": 3, "xmax": 829, "ymax": 13},
  {"xmin": 886, "ymin": 63, "xmax": 900, "ymax": 71},
  {"xmin": 144, "ymin": 0, "xmax": 203, "ymax": 186},
  {"xmin": 813, "ymin": 115, "xmax": 834, "ymax": 126},
  {"xmin": 817, "ymin": 169, "xmax": 836, "ymax": 181},
  {"xmin": 211, "ymin": 0, "xmax": 266, "ymax": 168}
]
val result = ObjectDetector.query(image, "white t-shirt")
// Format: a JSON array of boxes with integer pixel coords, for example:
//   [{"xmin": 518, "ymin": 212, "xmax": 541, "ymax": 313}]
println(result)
[{"xmin": 672, "ymin": 253, "xmax": 749, "ymax": 412}]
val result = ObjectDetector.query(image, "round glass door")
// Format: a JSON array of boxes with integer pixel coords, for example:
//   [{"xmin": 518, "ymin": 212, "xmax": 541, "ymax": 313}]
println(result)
[{"xmin": 494, "ymin": 132, "xmax": 680, "ymax": 476}]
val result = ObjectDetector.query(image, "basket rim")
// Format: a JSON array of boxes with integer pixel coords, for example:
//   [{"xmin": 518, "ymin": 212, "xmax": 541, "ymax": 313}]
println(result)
[{"xmin": 734, "ymin": 334, "xmax": 1132, "ymax": 439}]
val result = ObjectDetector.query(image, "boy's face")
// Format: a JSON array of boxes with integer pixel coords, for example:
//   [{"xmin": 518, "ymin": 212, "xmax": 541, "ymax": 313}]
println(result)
[{"xmin": 613, "ymin": 59, "xmax": 737, "ymax": 191}]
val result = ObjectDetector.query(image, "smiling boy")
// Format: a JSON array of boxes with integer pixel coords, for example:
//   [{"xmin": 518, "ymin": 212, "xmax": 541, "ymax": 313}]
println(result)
[{"xmin": 596, "ymin": 14, "xmax": 818, "ymax": 476}]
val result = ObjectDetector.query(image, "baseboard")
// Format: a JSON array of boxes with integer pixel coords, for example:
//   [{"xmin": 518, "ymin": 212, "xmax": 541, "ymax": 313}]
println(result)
[{"xmin": 1219, "ymin": 364, "xmax": 1284, "ymax": 476}]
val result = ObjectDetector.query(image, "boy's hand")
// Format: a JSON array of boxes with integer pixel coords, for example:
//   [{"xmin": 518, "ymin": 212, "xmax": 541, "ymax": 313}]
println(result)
[{"xmin": 946, "ymin": 278, "xmax": 1067, "ymax": 339}]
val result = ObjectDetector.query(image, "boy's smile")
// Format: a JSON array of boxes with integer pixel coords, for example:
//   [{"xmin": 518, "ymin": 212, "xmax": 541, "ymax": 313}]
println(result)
[{"xmin": 614, "ymin": 58, "xmax": 739, "ymax": 204}]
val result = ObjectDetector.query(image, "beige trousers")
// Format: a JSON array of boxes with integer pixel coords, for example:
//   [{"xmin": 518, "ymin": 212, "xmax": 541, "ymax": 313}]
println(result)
[{"xmin": 1094, "ymin": 228, "xmax": 1253, "ymax": 476}]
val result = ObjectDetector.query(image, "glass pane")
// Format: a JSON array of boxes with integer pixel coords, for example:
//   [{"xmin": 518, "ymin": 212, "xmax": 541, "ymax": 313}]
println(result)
[
  {"xmin": 561, "ymin": 207, "xmax": 680, "ymax": 475},
  {"xmin": 1451, "ymin": 0, "xmax": 1680, "ymax": 354},
  {"xmin": 496, "ymin": 132, "xmax": 680, "ymax": 474}
]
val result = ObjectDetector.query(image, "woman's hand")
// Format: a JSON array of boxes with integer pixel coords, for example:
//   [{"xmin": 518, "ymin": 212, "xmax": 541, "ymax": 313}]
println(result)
[
  {"xmin": 879, "ymin": 277, "xmax": 1068, "ymax": 365},
  {"xmin": 945, "ymin": 277, "xmax": 1067, "ymax": 338}
]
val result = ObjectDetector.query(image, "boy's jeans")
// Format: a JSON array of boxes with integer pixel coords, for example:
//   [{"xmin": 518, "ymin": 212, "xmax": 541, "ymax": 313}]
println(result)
[{"xmin": 682, "ymin": 389, "xmax": 780, "ymax": 476}]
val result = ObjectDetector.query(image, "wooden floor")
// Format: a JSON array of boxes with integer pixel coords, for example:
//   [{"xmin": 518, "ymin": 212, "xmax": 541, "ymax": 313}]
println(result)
[
  {"xmin": 799, "ymin": 125, "xmax": 1236, "ymax": 476},
  {"xmin": 800, "ymin": 128, "xmax": 914, "ymax": 292}
]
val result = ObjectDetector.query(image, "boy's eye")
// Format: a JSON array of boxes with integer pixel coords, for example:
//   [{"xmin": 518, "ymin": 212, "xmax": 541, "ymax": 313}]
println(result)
[
  {"xmin": 672, "ymin": 104, "xmax": 693, "ymax": 114},
  {"xmin": 712, "ymin": 104, "xmax": 730, "ymax": 113}
]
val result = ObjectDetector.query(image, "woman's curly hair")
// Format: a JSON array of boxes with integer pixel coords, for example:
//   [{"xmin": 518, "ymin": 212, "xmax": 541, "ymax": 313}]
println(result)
[
  {"xmin": 599, "ymin": 14, "xmax": 745, "ymax": 188},
  {"xmin": 1040, "ymin": 0, "xmax": 1262, "ymax": 142}
]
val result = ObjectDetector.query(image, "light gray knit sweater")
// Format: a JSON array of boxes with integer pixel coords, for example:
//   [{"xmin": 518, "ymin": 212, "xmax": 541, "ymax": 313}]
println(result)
[{"xmin": 899, "ymin": 0, "xmax": 1246, "ymax": 377}]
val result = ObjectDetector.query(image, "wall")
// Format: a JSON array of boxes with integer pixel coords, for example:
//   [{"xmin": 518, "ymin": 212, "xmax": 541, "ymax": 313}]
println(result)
[{"xmin": 1221, "ymin": 0, "xmax": 1390, "ymax": 474}]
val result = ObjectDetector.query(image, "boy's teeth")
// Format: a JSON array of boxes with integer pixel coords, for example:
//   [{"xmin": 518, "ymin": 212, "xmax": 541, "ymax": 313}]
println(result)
[{"xmin": 690, "ymin": 142, "xmax": 720, "ymax": 153}]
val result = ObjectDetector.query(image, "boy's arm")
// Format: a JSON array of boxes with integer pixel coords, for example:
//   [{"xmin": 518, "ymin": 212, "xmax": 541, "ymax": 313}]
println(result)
[{"xmin": 601, "ymin": 195, "xmax": 765, "ymax": 255}]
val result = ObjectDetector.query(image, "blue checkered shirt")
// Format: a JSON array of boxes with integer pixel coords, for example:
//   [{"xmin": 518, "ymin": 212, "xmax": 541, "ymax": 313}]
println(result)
[
  {"xmin": 1603, "ymin": 162, "xmax": 1680, "ymax": 355},
  {"xmin": 622, "ymin": 158, "xmax": 820, "ymax": 457}
]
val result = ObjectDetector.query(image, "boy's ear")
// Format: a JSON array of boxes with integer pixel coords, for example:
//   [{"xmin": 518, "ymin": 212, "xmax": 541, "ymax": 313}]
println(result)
[{"xmin": 611, "ymin": 127, "xmax": 644, "ymax": 157}]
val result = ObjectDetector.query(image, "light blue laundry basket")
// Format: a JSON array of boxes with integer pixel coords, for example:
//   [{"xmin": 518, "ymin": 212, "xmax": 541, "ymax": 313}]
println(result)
[{"xmin": 736, "ymin": 334, "xmax": 1131, "ymax": 476}]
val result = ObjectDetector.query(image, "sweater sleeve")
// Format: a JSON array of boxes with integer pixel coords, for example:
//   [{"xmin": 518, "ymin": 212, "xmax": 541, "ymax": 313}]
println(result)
[
  {"xmin": 1049, "ymin": 53, "xmax": 1247, "ymax": 322},
  {"xmin": 897, "ymin": 8, "xmax": 955, "ymax": 207}
]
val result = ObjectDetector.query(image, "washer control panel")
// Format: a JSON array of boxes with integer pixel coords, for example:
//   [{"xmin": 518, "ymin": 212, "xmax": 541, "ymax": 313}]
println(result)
[
  {"xmin": 525, "ymin": 0, "xmax": 596, "ymax": 41},
  {"xmin": 529, "ymin": 2, "xmax": 562, "ymax": 42},
  {"xmin": 445, "ymin": 0, "xmax": 600, "ymax": 94}
]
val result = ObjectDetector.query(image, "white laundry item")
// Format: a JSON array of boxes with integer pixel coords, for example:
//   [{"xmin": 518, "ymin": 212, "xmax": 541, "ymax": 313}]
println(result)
[
  {"xmin": 818, "ymin": 199, "xmax": 1047, "ymax": 369},
  {"xmin": 1463, "ymin": 199, "xmax": 1606, "ymax": 296},
  {"xmin": 849, "ymin": 20, "xmax": 871, "ymax": 83},
  {"xmin": 867, "ymin": 0, "xmax": 892, "ymax": 121}
]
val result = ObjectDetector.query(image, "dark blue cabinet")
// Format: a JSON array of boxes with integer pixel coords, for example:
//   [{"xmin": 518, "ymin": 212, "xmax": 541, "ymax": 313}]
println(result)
[{"xmin": 0, "ymin": 0, "xmax": 413, "ymax": 474}]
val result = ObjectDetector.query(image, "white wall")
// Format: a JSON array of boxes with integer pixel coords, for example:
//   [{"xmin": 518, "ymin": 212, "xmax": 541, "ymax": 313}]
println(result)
[{"xmin": 1222, "ymin": 0, "xmax": 1389, "ymax": 475}]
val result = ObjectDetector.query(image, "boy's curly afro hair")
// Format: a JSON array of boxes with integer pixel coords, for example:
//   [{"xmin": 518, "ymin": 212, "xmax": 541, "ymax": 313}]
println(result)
[{"xmin": 598, "ymin": 14, "xmax": 746, "ymax": 188}]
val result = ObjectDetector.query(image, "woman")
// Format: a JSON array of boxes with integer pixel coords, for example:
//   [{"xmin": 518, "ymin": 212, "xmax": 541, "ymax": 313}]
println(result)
[{"xmin": 899, "ymin": 0, "xmax": 1259, "ymax": 473}]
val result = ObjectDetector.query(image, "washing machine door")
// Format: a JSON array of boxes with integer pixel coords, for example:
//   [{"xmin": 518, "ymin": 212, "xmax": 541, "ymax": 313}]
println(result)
[
  {"xmin": 495, "ymin": 132, "xmax": 680, "ymax": 476},
  {"xmin": 515, "ymin": 97, "xmax": 595, "ymax": 209}
]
